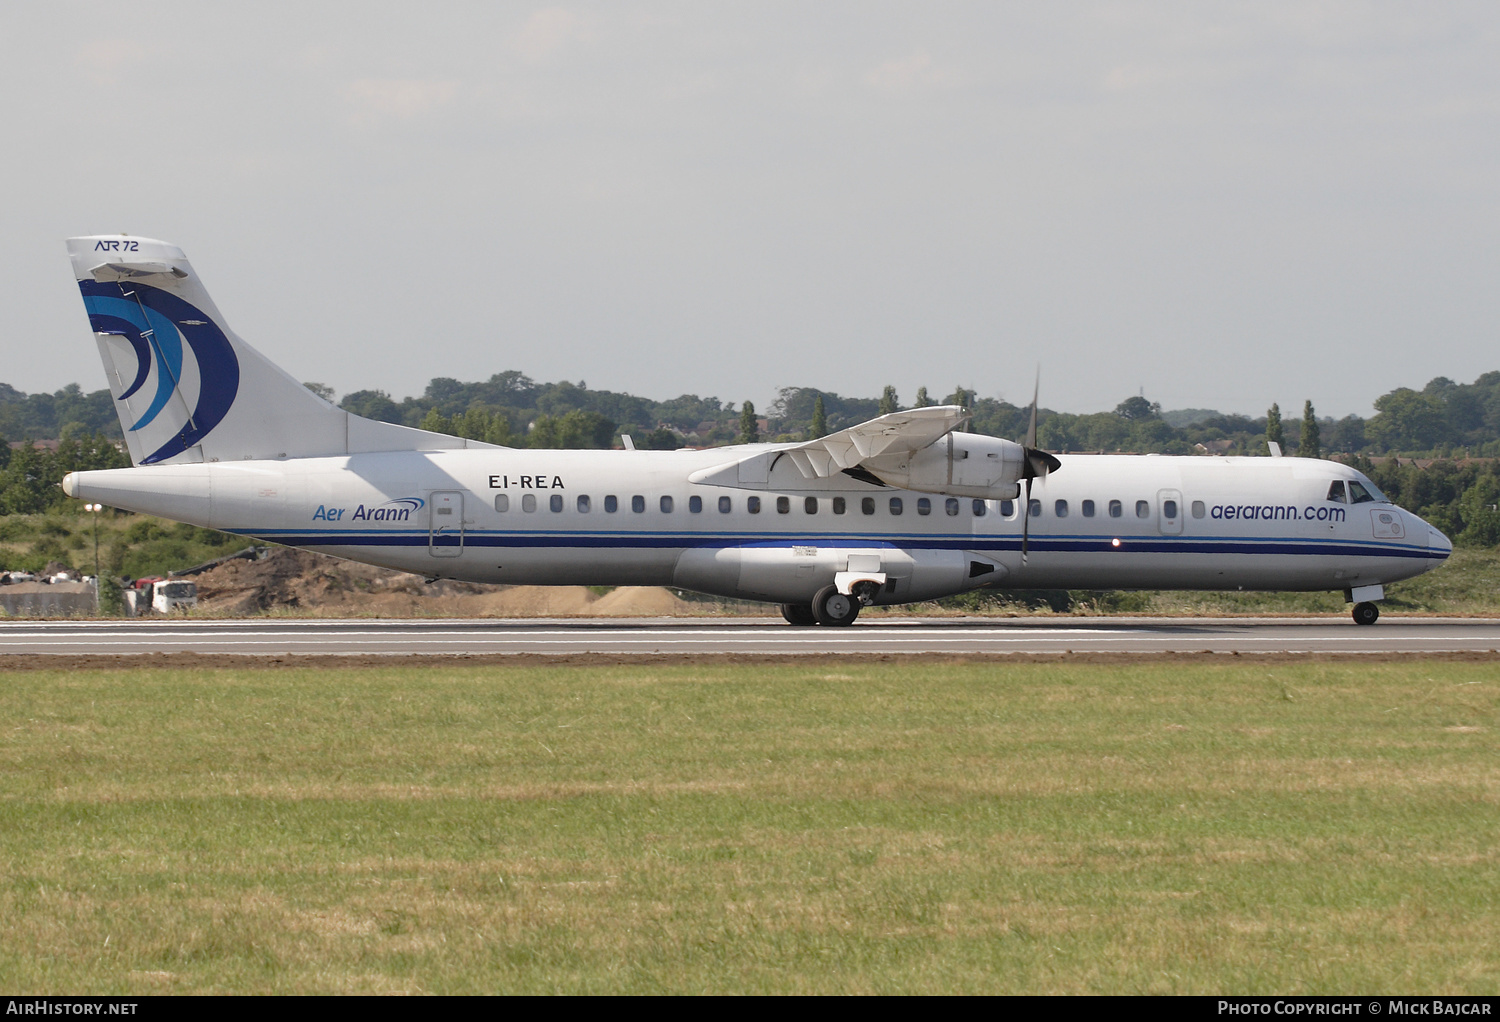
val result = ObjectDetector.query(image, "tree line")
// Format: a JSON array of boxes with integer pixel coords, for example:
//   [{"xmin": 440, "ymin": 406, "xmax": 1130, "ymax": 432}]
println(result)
[
  {"xmin": 5, "ymin": 370, "xmax": 1500, "ymax": 546},
  {"xmin": 8, "ymin": 369, "xmax": 1500, "ymax": 458}
]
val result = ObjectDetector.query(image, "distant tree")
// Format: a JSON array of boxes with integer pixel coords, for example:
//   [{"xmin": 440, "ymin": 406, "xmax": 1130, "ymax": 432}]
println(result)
[
  {"xmin": 451, "ymin": 407, "xmax": 512, "ymax": 444},
  {"xmin": 1115, "ymin": 396, "xmax": 1160, "ymax": 421},
  {"xmin": 1367, "ymin": 388, "xmax": 1447, "ymax": 452},
  {"xmin": 1328, "ymin": 415, "xmax": 1367, "ymax": 454},
  {"xmin": 738, "ymin": 401, "xmax": 759, "ymax": 444},
  {"xmin": 809, "ymin": 395, "xmax": 827, "ymax": 439},
  {"xmin": 914, "ymin": 386, "xmax": 930, "ymax": 408},
  {"xmin": 879, "ymin": 386, "xmax": 898, "ymax": 415},
  {"xmin": 635, "ymin": 427, "xmax": 681, "ymax": 451},
  {"xmin": 526, "ymin": 410, "xmax": 615, "ymax": 449},
  {"xmin": 341, "ymin": 389, "xmax": 403, "ymax": 424},
  {"xmin": 1, "ymin": 442, "xmax": 47, "ymax": 515},
  {"xmin": 419, "ymin": 408, "xmax": 451, "ymax": 434},
  {"xmin": 946, "ymin": 386, "xmax": 975, "ymax": 410},
  {"xmin": 1266, "ymin": 403, "xmax": 1284, "ymax": 452},
  {"xmin": 303, "ymin": 382, "xmax": 336, "ymax": 403},
  {"xmin": 1300, "ymin": 401, "xmax": 1321, "ymax": 459}
]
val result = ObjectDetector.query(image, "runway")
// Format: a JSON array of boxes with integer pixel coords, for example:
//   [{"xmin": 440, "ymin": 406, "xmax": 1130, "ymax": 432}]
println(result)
[{"xmin": 3, "ymin": 616, "xmax": 1499, "ymax": 658}]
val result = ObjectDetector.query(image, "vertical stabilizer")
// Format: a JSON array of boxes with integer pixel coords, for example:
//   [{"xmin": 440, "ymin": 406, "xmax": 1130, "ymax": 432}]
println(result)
[{"xmin": 67, "ymin": 235, "xmax": 496, "ymax": 465}]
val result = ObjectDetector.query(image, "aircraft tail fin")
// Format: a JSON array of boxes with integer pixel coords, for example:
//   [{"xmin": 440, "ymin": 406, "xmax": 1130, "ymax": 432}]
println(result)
[{"xmin": 66, "ymin": 235, "xmax": 496, "ymax": 466}]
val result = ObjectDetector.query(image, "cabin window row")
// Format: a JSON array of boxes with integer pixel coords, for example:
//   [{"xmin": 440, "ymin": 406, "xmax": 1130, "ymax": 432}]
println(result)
[
  {"xmin": 1004, "ymin": 498, "xmax": 1208, "ymax": 520},
  {"xmin": 491, "ymin": 494, "xmax": 1001, "ymax": 516}
]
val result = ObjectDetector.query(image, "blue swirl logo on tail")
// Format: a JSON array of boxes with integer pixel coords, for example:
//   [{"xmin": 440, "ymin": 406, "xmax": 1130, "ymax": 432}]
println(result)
[{"xmin": 79, "ymin": 280, "xmax": 240, "ymax": 464}]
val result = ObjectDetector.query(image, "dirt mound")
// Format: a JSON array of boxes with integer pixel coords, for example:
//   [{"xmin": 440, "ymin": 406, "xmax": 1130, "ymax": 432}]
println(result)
[
  {"xmin": 188, "ymin": 547, "xmax": 698, "ymax": 618},
  {"xmin": 592, "ymin": 586, "xmax": 693, "ymax": 616}
]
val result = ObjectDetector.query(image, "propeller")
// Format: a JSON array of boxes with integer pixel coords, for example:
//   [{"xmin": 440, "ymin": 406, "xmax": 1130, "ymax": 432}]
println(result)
[{"xmin": 1021, "ymin": 373, "xmax": 1061, "ymax": 564}]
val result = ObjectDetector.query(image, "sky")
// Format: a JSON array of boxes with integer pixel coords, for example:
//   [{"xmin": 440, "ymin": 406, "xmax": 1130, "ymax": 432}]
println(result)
[{"xmin": 3, "ymin": 2, "xmax": 1498, "ymax": 419}]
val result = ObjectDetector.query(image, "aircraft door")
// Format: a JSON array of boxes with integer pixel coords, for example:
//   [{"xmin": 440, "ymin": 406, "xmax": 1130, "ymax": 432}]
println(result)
[
  {"xmin": 429, "ymin": 490, "xmax": 465, "ymax": 557},
  {"xmin": 1157, "ymin": 489, "xmax": 1183, "ymax": 536}
]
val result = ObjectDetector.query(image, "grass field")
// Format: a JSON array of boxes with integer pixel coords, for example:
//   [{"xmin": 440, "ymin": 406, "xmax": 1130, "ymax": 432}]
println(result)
[{"xmin": 1, "ymin": 659, "xmax": 1496, "ymax": 994}]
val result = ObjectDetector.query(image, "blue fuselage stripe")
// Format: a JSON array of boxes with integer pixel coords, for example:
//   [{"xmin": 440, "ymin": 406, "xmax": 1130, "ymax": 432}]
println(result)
[{"xmin": 228, "ymin": 529, "xmax": 1443, "ymax": 560}]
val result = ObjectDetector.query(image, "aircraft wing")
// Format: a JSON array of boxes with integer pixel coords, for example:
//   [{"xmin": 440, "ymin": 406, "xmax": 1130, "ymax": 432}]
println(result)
[{"xmin": 781, "ymin": 405, "xmax": 969, "ymax": 478}]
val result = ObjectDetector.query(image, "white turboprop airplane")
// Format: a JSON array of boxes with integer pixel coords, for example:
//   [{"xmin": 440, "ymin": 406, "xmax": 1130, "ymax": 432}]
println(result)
[{"xmin": 60, "ymin": 235, "xmax": 1451, "ymax": 626}]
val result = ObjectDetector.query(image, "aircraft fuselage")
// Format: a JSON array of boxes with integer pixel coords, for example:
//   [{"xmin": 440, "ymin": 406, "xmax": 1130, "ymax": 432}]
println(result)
[{"xmin": 65, "ymin": 446, "xmax": 1451, "ymax": 606}]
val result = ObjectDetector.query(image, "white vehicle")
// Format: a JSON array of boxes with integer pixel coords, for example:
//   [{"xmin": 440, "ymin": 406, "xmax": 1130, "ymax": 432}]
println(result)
[
  {"xmin": 124, "ymin": 577, "xmax": 198, "ymax": 615},
  {"xmin": 60, "ymin": 235, "xmax": 1450, "ymax": 626}
]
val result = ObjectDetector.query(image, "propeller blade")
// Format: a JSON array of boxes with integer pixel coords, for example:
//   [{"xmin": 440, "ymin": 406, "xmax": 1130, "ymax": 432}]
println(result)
[
  {"xmin": 1026, "ymin": 373, "xmax": 1039, "ymax": 450},
  {"xmin": 1022, "ymin": 476, "xmax": 1032, "ymax": 563},
  {"xmin": 1020, "ymin": 368, "xmax": 1054, "ymax": 566}
]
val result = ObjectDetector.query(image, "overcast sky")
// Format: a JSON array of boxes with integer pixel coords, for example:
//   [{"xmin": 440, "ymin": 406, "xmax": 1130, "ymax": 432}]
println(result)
[{"xmin": 4, "ymin": 2, "xmax": 1498, "ymax": 419}]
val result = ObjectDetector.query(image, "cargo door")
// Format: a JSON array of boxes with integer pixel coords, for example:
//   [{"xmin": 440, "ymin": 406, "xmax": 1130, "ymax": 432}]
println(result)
[{"xmin": 429, "ymin": 490, "xmax": 465, "ymax": 557}]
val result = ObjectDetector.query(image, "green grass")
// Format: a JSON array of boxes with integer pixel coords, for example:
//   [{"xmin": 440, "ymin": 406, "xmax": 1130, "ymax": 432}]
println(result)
[{"xmin": 0, "ymin": 660, "xmax": 1496, "ymax": 994}]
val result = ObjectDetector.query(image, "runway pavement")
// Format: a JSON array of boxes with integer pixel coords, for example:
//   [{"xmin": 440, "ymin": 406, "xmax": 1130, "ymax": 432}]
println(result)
[{"xmin": 3, "ymin": 616, "xmax": 1500, "ymax": 657}]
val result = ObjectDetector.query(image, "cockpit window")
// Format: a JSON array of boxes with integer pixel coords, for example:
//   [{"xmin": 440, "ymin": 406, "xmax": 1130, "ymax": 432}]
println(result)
[
  {"xmin": 1348, "ymin": 480, "xmax": 1376, "ymax": 504},
  {"xmin": 1327, "ymin": 480, "xmax": 1346, "ymax": 503}
]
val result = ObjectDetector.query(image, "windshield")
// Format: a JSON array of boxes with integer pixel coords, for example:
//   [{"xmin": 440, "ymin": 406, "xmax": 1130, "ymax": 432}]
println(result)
[{"xmin": 160, "ymin": 583, "xmax": 194, "ymax": 597}]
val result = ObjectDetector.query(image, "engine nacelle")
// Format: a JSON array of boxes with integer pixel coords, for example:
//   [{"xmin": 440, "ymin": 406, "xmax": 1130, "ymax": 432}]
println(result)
[{"xmin": 864, "ymin": 433, "xmax": 1025, "ymax": 499}]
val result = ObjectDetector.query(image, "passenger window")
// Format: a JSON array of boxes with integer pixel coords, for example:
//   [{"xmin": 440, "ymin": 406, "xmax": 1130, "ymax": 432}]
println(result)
[
  {"xmin": 1136, "ymin": 500, "xmax": 1150, "ymax": 518},
  {"xmin": 1029, "ymin": 499, "xmax": 1041, "ymax": 517},
  {"xmin": 776, "ymin": 496, "xmax": 790, "ymax": 514},
  {"xmin": 546, "ymin": 494, "xmax": 560, "ymax": 512},
  {"xmin": 804, "ymin": 497, "xmax": 817, "ymax": 514},
  {"xmin": 577, "ymin": 495, "xmax": 590, "ymax": 513},
  {"xmin": 1191, "ymin": 500, "xmax": 1206, "ymax": 519},
  {"xmin": 631, "ymin": 495, "xmax": 646, "ymax": 513},
  {"xmin": 889, "ymin": 497, "xmax": 904, "ymax": 515},
  {"xmin": 861, "ymin": 497, "xmax": 876, "ymax": 515},
  {"xmin": 1055, "ymin": 499, "xmax": 1069, "ymax": 518},
  {"xmin": 1000, "ymin": 499, "xmax": 1015, "ymax": 518},
  {"xmin": 1327, "ymin": 480, "xmax": 1347, "ymax": 503},
  {"xmin": 946, "ymin": 498, "xmax": 960, "ymax": 516},
  {"xmin": 748, "ymin": 496, "xmax": 761, "ymax": 514},
  {"xmin": 1081, "ymin": 499, "xmax": 1094, "ymax": 517},
  {"xmin": 494, "ymin": 494, "xmax": 509, "ymax": 512},
  {"xmin": 1163, "ymin": 499, "xmax": 1178, "ymax": 519},
  {"xmin": 1348, "ymin": 481, "xmax": 1375, "ymax": 504},
  {"xmin": 718, "ymin": 496, "xmax": 732, "ymax": 513},
  {"xmin": 972, "ymin": 500, "xmax": 986, "ymax": 517},
  {"xmin": 1108, "ymin": 499, "xmax": 1122, "ymax": 518},
  {"xmin": 689, "ymin": 495, "xmax": 703, "ymax": 513},
  {"xmin": 604, "ymin": 495, "xmax": 618, "ymax": 513},
  {"xmin": 833, "ymin": 497, "xmax": 846, "ymax": 515},
  {"xmin": 917, "ymin": 497, "xmax": 931, "ymax": 516},
  {"xmin": 522, "ymin": 494, "xmax": 537, "ymax": 513},
  {"xmin": 660, "ymin": 496, "xmax": 673, "ymax": 513}
]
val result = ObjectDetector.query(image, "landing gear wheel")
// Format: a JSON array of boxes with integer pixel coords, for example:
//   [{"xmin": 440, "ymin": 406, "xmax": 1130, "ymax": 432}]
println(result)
[
  {"xmin": 812, "ymin": 585, "xmax": 861, "ymax": 627},
  {"xmin": 1352, "ymin": 602, "xmax": 1380, "ymax": 626},
  {"xmin": 780, "ymin": 603, "xmax": 817, "ymax": 626}
]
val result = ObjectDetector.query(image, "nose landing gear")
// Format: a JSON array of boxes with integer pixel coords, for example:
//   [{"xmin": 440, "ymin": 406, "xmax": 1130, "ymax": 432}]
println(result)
[{"xmin": 1352, "ymin": 602, "xmax": 1380, "ymax": 626}]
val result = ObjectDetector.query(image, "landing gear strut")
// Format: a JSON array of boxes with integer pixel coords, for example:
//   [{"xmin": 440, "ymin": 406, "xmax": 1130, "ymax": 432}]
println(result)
[
  {"xmin": 1352, "ymin": 602, "xmax": 1380, "ymax": 626},
  {"xmin": 812, "ymin": 585, "xmax": 861, "ymax": 627},
  {"xmin": 780, "ymin": 603, "xmax": 817, "ymax": 626}
]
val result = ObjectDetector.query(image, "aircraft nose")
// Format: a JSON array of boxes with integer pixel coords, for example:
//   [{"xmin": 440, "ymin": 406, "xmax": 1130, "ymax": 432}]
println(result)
[{"xmin": 1426, "ymin": 522, "xmax": 1453, "ymax": 560}]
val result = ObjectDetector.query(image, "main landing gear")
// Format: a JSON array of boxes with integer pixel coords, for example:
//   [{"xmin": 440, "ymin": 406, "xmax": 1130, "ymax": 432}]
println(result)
[
  {"xmin": 783, "ymin": 584, "xmax": 878, "ymax": 627},
  {"xmin": 812, "ymin": 585, "xmax": 861, "ymax": 627},
  {"xmin": 1352, "ymin": 602, "xmax": 1380, "ymax": 626},
  {"xmin": 780, "ymin": 603, "xmax": 817, "ymax": 626}
]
